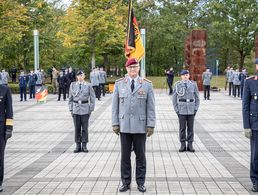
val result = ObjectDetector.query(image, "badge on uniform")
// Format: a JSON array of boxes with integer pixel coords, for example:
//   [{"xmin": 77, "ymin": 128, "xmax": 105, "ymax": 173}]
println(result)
[{"xmin": 138, "ymin": 89, "xmax": 146, "ymax": 95}]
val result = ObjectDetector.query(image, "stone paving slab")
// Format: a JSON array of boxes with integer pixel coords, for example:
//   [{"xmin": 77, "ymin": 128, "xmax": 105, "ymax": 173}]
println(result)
[{"xmin": 1, "ymin": 90, "xmax": 255, "ymax": 194}]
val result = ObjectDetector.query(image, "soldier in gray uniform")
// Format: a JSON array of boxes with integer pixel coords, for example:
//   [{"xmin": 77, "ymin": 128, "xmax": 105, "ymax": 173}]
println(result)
[
  {"xmin": 173, "ymin": 70, "xmax": 200, "ymax": 152},
  {"xmin": 99, "ymin": 67, "xmax": 107, "ymax": 97},
  {"xmin": 1, "ymin": 69, "xmax": 9, "ymax": 86},
  {"xmin": 202, "ymin": 68, "xmax": 212, "ymax": 100},
  {"xmin": 112, "ymin": 58, "xmax": 156, "ymax": 193},
  {"xmin": 227, "ymin": 67, "xmax": 234, "ymax": 96},
  {"xmin": 69, "ymin": 71, "xmax": 96, "ymax": 153},
  {"xmin": 90, "ymin": 67, "xmax": 101, "ymax": 100},
  {"xmin": 233, "ymin": 69, "xmax": 241, "ymax": 97}
]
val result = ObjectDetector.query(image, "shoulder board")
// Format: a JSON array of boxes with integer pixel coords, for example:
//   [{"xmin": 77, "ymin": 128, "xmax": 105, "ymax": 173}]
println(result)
[
  {"xmin": 115, "ymin": 77, "xmax": 124, "ymax": 82},
  {"xmin": 174, "ymin": 80, "xmax": 181, "ymax": 85},
  {"xmin": 246, "ymin": 76, "xmax": 255, "ymax": 80},
  {"xmin": 143, "ymin": 78, "xmax": 152, "ymax": 83}
]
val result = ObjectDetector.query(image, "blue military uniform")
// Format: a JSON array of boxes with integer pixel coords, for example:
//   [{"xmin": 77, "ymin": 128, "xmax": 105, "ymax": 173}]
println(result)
[
  {"xmin": 0, "ymin": 85, "xmax": 13, "ymax": 192},
  {"xmin": 18, "ymin": 73, "xmax": 28, "ymax": 101},
  {"xmin": 28, "ymin": 72, "xmax": 37, "ymax": 99},
  {"xmin": 242, "ymin": 69, "xmax": 258, "ymax": 192}
]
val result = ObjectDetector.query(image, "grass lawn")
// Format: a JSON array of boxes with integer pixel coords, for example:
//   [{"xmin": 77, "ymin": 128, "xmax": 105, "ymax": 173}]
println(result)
[{"xmin": 107, "ymin": 75, "xmax": 226, "ymax": 89}]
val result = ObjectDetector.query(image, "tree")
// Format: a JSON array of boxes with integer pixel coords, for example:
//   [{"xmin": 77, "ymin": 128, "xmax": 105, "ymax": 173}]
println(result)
[
  {"xmin": 205, "ymin": 0, "xmax": 258, "ymax": 70},
  {"xmin": 58, "ymin": 0, "xmax": 127, "ymax": 71}
]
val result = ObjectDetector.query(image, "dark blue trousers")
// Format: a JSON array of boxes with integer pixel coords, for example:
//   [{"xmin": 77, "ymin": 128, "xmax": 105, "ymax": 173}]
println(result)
[
  {"xmin": 0, "ymin": 123, "xmax": 6, "ymax": 185},
  {"xmin": 19, "ymin": 86, "xmax": 27, "ymax": 101},
  {"xmin": 29, "ymin": 85, "xmax": 35, "ymax": 98},
  {"xmin": 251, "ymin": 131, "xmax": 258, "ymax": 186},
  {"xmin": 120, "ymin": 133, "xmax": 146, "ymax": 186}
]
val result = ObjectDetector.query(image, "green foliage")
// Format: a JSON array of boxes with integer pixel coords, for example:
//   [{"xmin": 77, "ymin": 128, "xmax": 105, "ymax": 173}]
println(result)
[{"xmin": 0, "ymin": 0, "xmax": 257, "ymax": 76}]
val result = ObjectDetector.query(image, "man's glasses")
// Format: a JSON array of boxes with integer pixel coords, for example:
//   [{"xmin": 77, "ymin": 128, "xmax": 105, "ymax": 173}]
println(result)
[{"xmin": 128, "ymin": 66, "xmax": 139, "ymax": 70}]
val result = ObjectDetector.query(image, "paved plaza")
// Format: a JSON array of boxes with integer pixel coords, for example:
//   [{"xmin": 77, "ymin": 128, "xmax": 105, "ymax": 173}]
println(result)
[{"xmin": 1, "ymin": 90, "xmax": 255, "ymax": 195}]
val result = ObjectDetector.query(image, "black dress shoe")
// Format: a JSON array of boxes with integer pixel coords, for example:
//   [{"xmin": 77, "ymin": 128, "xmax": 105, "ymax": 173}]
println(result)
[
  {"xmin": 82, "ymin": 143, "xmax": 88, "ymax": 153},
  {"xmin": 0, "ymin": 185, "xmax": 3, "ymax": 192},
  {"xmin": 137, "ymin": 185, "xmax": 146, "ymax": 192},
  {"xmin": 179, "ymin": 142, "xmax": 186, "ymax": 152},
  {"xmin": 119, "ymin": 184, "xmax": 130, "ymax": 192},
  {"xmin": 251, "ymin": 185, "xmax": 258, "ymax": 192},
  {"xmin": 187, "ymin": 142, "xmax": 195, "ymax": 152},
  {"xmin": 73, "ymin": 143, "xmax": 81, "ymax": 153}
]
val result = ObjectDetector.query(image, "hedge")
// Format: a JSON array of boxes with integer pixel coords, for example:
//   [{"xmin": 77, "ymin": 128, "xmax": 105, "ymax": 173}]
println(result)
[{"xmin": 7, "ymin": 82, "xmax": 115, "ymax": 94}]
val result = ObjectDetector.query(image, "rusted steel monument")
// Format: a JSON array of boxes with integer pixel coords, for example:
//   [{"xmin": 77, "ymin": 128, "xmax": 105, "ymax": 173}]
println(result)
[{"xmin": 184, "ymin": 30, "xmax": 207, "ymax": 90}]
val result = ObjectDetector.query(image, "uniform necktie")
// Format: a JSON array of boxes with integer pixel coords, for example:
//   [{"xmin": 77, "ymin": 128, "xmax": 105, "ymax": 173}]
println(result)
[
  {"xmin": 79, "ymin": 83, "xmax": 82, "ymax": 90},
  {"xmin": 131, "ymin": 80, "xmax": 135, "ymax": 92},
  {"xmin": 184, "ymin": 82, "xmax": 187, "ymax": 88}
]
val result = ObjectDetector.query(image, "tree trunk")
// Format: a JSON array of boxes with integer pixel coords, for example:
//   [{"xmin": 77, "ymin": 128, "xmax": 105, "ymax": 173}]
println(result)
[
  {"xmin": 239, "ymin": 50, "xmax": 245, "ymax": 71},
  {"xmin": 103, "ymin": 53, "xmax": 108, "ymax": 68},
  {"xmin": 91, "ymin": 51, "xmax": 95, "ymax": 70}
]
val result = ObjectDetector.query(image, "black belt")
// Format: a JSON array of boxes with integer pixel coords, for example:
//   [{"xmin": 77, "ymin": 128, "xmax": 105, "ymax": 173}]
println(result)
[
  {"xmin": 179, "ymin": 99, "xmax": 194, "ymax": 102},
  {"xmin": 73, "ymin": 100, "xmax": 88, "ymax": 104}
]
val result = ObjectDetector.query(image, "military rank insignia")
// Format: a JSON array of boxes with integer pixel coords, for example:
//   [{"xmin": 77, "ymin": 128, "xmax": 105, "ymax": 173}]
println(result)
[{"xmin": 138, "ymin": 89, "xmax": 146, "ymax": 95}]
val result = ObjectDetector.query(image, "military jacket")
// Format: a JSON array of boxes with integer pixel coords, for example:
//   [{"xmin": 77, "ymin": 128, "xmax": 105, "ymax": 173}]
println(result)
[
  {"xmin": 242, "ymin": 76, "xmax": 258, "ymax": 131},
  {"xmin": 68, "ymin": 81, "xmax": 96, "ymax": 115},
  {"xmin": 90, "ymin": 71, "xmax": 100, "ymax": 86},
  {"xmin": 28, "ymin": 73, "xmax": 37, "ymax": 86},
  {"xmin": 1, "ymin": 72, "xmax": 9, "ymax": 85},
  {"xmin": 35, "ymin": 72, "xmax": 43, "ymax": 85},
  {"xmin": 99, "ymin": 70, "xmax": 107, "ymax": 84},
  {"xmin": 0, "ymin": 85, "xmax": 13, "ymax": 135},
  {"xmin": 112, "ymin": 77, "xmax": 156, "ymax": 134},
  {"xmin": 172, "ymin": 80, "xmax": 200, "ymax": 115},
  {"xmin": 233, "ymin": 72, "xmax": 241, "ymax": 85},
  {"xmin": 227, "ymin": 70, "xmax": 234, "ymax": 82},
  {"xmin": 202, "ymin": 72, "xmax": 212, "ymax": 85},
  {"xmin": 18, "ymin": 75, "xmax": 28, "ymax": 87}
]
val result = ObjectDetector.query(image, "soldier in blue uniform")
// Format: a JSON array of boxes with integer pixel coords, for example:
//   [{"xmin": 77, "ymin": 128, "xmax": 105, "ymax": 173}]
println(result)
[
  {"xmin": 239, "ymin": 68, "xmax": 248, "ymax": 99},
  {"xmin": 242, "ymin": 58, "xmax": 258, "ymax": 192},
  {"xmin": 18, "ymin": 71, "xmax": 28, "ymax": 101},
  {"xmin": 112, "ymin": 58, "xmax": 156, "ymax": 193},
  {"xmin": 0, "ymin": 85, "xmax": 13, "ymax": 192},
  {"xmin": 173, "ymin": 70, "xmax": 200, "ymax": 152},
  {"xmin": 28, "ymin": 70, "xmax": 37, "ymax": 99}
]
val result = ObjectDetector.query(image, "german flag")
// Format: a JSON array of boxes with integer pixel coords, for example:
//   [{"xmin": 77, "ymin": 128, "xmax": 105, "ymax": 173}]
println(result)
[{"xmin": 125, "ymin": 0, "xmax": 144, "ymax": 61}]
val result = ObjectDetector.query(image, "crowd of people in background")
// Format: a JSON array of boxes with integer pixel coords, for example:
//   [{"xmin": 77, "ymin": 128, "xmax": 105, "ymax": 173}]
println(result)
[
  {"xmin": 225, "ymin": 66, "xmax": 248, "ymax": 99},
  {"xmin": 0, "ymin": 66, "xmax": 107, "ymax": 102}
]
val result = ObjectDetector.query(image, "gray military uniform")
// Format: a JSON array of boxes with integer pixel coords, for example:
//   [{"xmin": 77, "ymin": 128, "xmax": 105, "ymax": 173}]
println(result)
[
  {"xmin": 233, "ymin": 72, "xmax": 240, "ymax": 85},
  {"xmin": 69, "ymin": 81, "xmax": 96, "ymax": 115},
  {"xmin": 1, "ymin": 72, "xmax": 9, "ymax": 85},
  {"xmin": 90, "ymin": 71, "xmax": 100, "ymax": 86},
  {"xmin": 112, "ymin": 76, "xmax": 156, "ymax": 187},
  {"xmin": 99, "ymin": 70, "xmax": 107, "ymax": 84},
  {"xmin": 172, "ymin": 80, "xmax": 200, "ymax": 115},
  {"xmin": 69, "ymin": 81, "xmax": 96, "ymax": 144},
  {"xmin": 227, "ymin": 70, "xmax": 234, "ymax": 82},
  {"xmin": 112, "ymin": 77, "xmax": 156, "ymax": 134},
  {"xmin": 173, "ymin": 80, "xmax": 200, "ymax": 144},
  {"xmin": 202, "ymin": 72, "xmax": 212, "ymax": 85}
]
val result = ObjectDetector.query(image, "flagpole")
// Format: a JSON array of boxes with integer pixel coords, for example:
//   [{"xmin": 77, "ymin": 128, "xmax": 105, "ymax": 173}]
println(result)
[
  {"xmin": 127, "ymin": 0, "xmax": 132, "ymax": 42},
  {"xmin": 140, "ymin": 29, "xmax": 146, "ymax": 77}
]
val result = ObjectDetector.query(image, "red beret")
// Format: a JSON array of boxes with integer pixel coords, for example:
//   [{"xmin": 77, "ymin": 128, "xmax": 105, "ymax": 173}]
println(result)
[{"xmin": 125, "ymin": 58, "xmax": 139, "ymax": 67}]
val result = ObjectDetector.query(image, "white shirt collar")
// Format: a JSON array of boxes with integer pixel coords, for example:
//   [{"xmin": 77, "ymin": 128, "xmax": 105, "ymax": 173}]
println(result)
[{"xmin": 128, "ymin": 76, "xmax": 139, "ymax": 83}]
